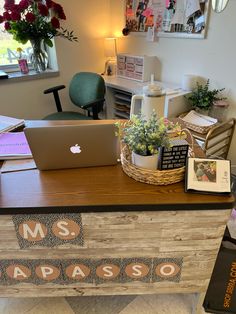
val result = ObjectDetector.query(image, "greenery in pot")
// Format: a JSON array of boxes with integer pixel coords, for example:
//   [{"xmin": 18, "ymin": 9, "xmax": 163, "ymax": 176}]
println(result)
[
  {"xmin": 187, "ymin": 79, "xmax": 225, "ymax": 111},
  {"xmin": 116, "ymin": 112, "xmax": 172, "ymax": 156}
]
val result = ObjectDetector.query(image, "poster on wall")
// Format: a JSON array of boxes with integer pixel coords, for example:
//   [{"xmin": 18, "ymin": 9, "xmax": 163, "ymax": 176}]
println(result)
[{"xmin": 124, "ymin": 0, "xmax": 209, "ymax": 38}]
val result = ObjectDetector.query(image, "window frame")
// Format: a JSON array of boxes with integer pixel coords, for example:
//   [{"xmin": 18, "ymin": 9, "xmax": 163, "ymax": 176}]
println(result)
[{"xmin": 0, "ymin": 0, "xmax": 59, "ymax": 75}]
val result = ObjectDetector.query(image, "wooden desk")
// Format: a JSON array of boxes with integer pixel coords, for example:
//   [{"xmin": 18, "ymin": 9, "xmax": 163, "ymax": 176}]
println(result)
[{"xmin": 0, "ymin": 121, "xmax": 234, "ymax": 313}]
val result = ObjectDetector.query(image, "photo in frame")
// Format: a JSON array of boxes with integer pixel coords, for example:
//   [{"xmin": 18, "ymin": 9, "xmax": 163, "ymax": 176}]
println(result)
[
  {"xmin": 185, "ymin": 158, "xmax": 231, "ymax": 195},
  {"xmin": 124, "ymin": 0, "xmax": 209, "ymax": 38}
]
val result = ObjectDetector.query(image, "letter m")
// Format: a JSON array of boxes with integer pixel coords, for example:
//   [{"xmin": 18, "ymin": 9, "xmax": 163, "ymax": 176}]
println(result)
[{"xmin": 23, "ymin": 223, "xmax": 46, "ymax": 239}]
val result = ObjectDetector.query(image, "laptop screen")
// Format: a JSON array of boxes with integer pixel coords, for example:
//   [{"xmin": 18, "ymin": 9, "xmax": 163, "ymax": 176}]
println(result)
[{"xmin": 24, "ymin": 122, "xmax": 119, "ymax": 170}]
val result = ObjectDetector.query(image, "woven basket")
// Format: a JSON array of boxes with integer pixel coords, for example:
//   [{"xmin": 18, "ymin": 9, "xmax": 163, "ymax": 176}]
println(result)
[
  {"xmin": 120, "ymin": 129, "xmax": 194, "ymax": 185},
  {"xmin": 120, "ymin": 145, "xmax": 186, "ymax": 185},
  {"xmin": 179, "ymin": 112, "xmax": 215, "ymax": 134}
]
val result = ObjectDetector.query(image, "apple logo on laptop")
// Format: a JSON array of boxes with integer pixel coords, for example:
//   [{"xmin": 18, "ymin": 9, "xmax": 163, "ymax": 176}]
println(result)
[{"xmin": 70, "ymin": 144, "xmax": 81, "ymax": 154}]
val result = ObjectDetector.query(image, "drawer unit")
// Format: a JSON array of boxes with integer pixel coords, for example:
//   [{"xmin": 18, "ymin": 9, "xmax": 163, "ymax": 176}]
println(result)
[{"xmin": 117, "ymin": 54, "xmax": 156, "ymax": 82}]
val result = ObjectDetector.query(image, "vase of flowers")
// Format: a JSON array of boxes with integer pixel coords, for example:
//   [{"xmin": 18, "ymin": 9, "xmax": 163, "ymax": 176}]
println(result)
[
  {"xmin": 30, "ymin": 38, "xmax": 48, "ymax": 72},
  {"xmin": 116, "ymin": 112, "xmax": 173, "ymax": 170},
  {"xmin": 0, "ymin": 0, "xmax": 78, "ymax": 73}
]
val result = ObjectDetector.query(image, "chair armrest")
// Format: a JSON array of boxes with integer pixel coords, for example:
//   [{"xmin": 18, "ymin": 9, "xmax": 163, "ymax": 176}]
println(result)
[
  {"xmin": 81, "ymin": 98, "xmax": 105, "ymax": 120},
  {"xmin": 44, "ymin": 85, "xmax": 66, "ymax": 94},
  {"xmin": 80, "ymin": 98, "xmax": 105, "ymax": 109},
  {"xmin": 43, "ymin": 85, "xmax": 66, "ymax": 112}
]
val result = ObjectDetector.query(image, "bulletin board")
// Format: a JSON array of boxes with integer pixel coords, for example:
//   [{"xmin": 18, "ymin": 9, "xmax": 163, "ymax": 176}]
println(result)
[{"xmin": 124, "ymin": 0, "xmax": 210, "ymax": 38}]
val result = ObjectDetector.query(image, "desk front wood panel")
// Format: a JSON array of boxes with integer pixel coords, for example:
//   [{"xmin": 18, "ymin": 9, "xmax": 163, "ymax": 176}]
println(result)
[
  {"xmin": 0, "ymin": 142, "xmax": 234, "ymax": 298},
  {"xmin": 0, "ymin": 209, "xmax": 230, "ymax": 297}
]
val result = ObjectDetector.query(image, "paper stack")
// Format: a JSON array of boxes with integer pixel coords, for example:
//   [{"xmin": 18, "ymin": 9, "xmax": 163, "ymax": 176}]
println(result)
[
  {"xmin": 0, "ymin": 115, "xmax": 25, "ymax": 133},
  {"xmin": 0, "ymin": 132, "xmax": 32, "ymax": 160}
]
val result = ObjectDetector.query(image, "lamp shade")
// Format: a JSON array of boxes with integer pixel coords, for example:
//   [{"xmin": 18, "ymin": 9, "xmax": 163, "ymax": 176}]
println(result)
[{"xmin": 104, "ymin": 38, "xmax": 117, "ymax": 58}]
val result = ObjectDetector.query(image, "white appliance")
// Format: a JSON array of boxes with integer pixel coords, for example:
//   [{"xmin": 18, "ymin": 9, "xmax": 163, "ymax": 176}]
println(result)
[{"xmin": 130, "ymin": 83, "xmax": 166, "ymax": 119}]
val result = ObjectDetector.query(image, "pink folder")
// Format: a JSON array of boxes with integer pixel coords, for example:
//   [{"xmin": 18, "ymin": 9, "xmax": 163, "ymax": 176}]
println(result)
[{"xmin": 0, "ymin": 132, "xmax": 32, "ymax": 159}]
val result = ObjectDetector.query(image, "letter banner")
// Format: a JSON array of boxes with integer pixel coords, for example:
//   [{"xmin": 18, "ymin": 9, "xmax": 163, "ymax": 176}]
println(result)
[
  {"xmin": 153, "ymin": 258, "xmax": 183, "ymax": 282},
  {"xmin": 0, "ymin": 258, "xmax": 183, "ymax": 286},
  {"xmin": 121, "ymin": 257, "xmax": 152, "ymax": 283},
  {"xmin": 12, "ymin": 213, "xmax": 83, "ymax": 248}
]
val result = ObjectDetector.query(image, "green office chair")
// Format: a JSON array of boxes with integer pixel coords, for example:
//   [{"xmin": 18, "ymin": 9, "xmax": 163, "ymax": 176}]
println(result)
[{"xmin": 43, "ymin": 72, "xmax": 106, "ymax": 120}]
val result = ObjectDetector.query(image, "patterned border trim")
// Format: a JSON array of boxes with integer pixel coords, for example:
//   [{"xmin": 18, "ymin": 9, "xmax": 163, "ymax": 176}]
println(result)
[
  {"xmin": 12, "ymin": 213, "xmax": 84, "ymax": 248},
  {"xmin": 0, "ymin": 258, "xmax": 183, "ymax": 285}
]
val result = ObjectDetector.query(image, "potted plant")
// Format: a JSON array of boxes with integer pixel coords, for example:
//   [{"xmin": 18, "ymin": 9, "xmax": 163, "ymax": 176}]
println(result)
[
  {"xmin": 116, "ymin": 112, "xmax": 173, "ymax": 170},
  {"xmin": 187, "ymin": 79, "xmax": 225, "ymax": 115}
]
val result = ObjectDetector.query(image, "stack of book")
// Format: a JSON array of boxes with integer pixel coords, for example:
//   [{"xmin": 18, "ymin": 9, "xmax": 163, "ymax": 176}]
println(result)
[
  {"xmin": 0, "ymin": 115, "xmax": 32, "ymax": 160},
  {"xmin": 0, "ymin": 115, "xmax": 25, "ymax": 133},
  {"xmin": 0, "ymin": 132, "xmax": 32, "ymax": 160}
]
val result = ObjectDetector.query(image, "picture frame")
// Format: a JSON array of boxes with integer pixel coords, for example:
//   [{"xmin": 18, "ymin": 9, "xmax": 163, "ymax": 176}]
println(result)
[
  {"xmin": 124, "ymin": 0, "xmax": 210, "ymax": 39},
  {"xmin": 185, "ymin": 158, "xmax": 231, "ymax": 195}
]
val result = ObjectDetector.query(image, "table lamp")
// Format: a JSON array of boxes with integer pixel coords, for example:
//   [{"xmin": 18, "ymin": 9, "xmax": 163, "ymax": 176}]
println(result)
[{"xmin": 102, "ymin": 37, "xmax": 117, "ymax": 76}]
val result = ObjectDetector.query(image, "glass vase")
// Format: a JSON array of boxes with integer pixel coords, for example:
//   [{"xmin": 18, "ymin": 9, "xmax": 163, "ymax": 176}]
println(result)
[{"xmin": 30, "ymin": 39, "xmax": 48, "ymax": 73}]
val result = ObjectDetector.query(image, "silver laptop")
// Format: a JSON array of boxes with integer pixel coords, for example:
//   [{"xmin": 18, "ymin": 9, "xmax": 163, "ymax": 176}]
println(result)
[{"xmin": 24, "ymin": 123, "xmax": 119, "ymax": 170}]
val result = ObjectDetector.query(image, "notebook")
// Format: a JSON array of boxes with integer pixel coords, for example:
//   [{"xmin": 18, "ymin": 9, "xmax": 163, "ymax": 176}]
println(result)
[
  {"xmin": 0, "ymin": 132, "xmax": 32, "ymax": 160},
  {"xmin": 0, "ymin": 115, "xmax": 25, "ymax": 133},
  {"xmin": 24, "ymin": 123, "xmax": 119, "ymax": 170}
]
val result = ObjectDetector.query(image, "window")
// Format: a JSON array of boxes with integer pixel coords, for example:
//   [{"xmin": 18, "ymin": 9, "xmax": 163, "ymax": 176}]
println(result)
[
  {"xmin": 0, "ymin": 0, "xmax": 58, "ymax": 74},
  {"xmin": 0, "ymin": 0, "xmax": 32, "ymax": 70}
]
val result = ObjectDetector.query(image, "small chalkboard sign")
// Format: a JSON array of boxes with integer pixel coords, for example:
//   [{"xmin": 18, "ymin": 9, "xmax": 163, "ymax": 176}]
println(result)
[{"xmin": 158, "ymin": 140, "xmax": 189, "ymax": 170}]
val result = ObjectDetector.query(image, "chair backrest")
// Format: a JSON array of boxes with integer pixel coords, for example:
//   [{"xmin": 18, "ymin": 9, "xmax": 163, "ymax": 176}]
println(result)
[
  {"xmin": 204, "ymin": 118, "xmax": 235, "ymax": 159},
  {"xmin": 69, "ymin": 72, "xmax": 105, "ymax": 110}
]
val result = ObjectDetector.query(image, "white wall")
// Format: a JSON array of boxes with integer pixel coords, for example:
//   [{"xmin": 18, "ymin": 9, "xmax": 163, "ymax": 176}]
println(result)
[
  {"xmin": 110, "ymin": 0, "xmax": 236, "ymax": 168},
  {"xmin": 0, "ymin": 0, "xmax": 110, "ymax": 119}
]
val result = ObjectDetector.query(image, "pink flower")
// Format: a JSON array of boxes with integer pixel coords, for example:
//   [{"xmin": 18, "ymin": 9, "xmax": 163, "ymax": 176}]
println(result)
[
  {"xmin": 58, "ymin": 9, "xmax": 66, "ymax": 20},
  {"xmin": 45, "ymin": 0, "xmax": 53, "ymax": 8},
  {"xmin": 53, "ymin": 2, "xmax": 66, "ymax": 20},
  {"xmin": 4, "ymin": 0, "xmax": 15, "ymax": 10},
  {"xmin": 18, "ymin": 0, "xmax": 30, "ymax": 11},
  {"xmin": 4, "ymin": 21, "xmax": 11, "ymax": 30},
  {"xmin": 38, "ymin": 3, "xmax": 49, "ymax": 16},
  {"xmin": 11, "ymin": 10, "xmax": 21, "ymax": 21},
  {"xmin": 51, "ymin": 16, "xmax": 60, "ymax": 28},
  {"xmin": 3, "ymin": 11, "xmax": 11, "ymax": 21},
  {"xmin": 0, "ymin": 15, "xmax": 3, "ymax": 24},
  {"xmin": 11, "ymin": 11, "xmax": 21, "ymax": 21},
  {"xmin": 25, "ymin": 12, "xmax": 36, "ymax": 23}
]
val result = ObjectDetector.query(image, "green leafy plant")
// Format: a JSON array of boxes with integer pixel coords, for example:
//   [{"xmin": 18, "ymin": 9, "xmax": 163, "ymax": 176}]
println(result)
[
  {"xmin": 187, "ymin": 79, "xmax": 226, "ymax": 110},
  {"xmin": 0, "ymin": 0, "xmax": 78, "ymax": 48},
  {"xmin": 116, "ymin": 112, "xmax": 172, "ymax": 156}
]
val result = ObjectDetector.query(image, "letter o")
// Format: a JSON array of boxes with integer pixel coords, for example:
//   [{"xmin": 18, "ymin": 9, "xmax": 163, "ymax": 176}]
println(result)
[{"xmin": 155, "ymin": 262, "xmax": 180, "ymax": 279}]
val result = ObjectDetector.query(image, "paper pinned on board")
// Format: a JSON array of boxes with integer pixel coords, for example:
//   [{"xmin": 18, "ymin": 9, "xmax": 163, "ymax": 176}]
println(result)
[{"xmin": 185, "ymin": 0, "xmax": 201, "ymax": 18}]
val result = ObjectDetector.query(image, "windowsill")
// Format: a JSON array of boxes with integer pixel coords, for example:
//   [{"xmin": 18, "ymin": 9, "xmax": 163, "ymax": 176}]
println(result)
[{"xmin": 0, "ymin": 69, "xmax": 59, "ymax": 83}]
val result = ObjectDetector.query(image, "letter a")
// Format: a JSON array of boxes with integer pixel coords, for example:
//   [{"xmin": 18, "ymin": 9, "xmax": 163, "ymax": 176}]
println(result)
[
  {"xmin": 72, "ymin": 266, "xmax": 86, "ymax": 278},
  {"xmin": 14, "ymin": 267, "xmax": 27, "ymax": 278}
]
